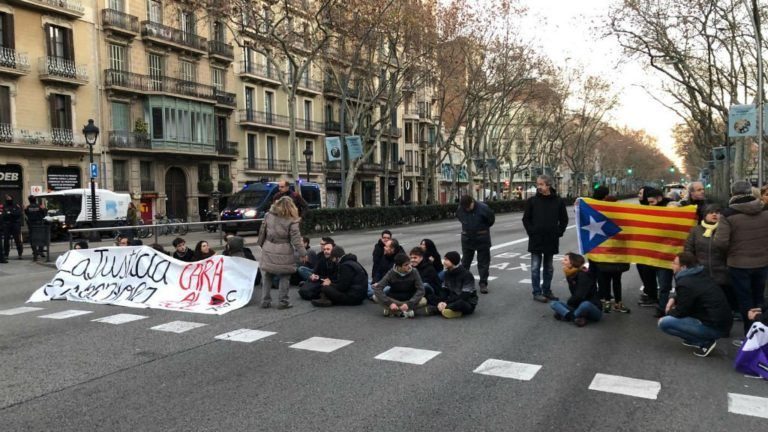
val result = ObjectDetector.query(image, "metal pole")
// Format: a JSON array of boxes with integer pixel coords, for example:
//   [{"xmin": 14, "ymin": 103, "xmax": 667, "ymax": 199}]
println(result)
[
  {"xmin": 756, "ymin": 0, "xmax": 765, "ymax": 189},
  {"xmin": 89, "ymin": 143, "xmax": 99, "ymax": 242}
]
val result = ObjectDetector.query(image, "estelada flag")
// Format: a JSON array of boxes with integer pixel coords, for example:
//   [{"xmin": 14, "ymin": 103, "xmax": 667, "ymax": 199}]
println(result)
[{"xmin": 575, "ymin": 198, "xmax": 698, "ymax": 269}]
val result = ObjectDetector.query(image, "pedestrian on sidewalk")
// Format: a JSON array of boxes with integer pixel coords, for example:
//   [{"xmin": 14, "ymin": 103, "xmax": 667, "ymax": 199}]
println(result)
[
  {"xmin": 523, "ymin": 175, "xmax": 568, "ymax": 302},
  {"xmin": 25, "ymin": 195, "xmax": 47, "ymax": 261},
  {"xmin": 550, "ymin": 252, "xmax": 602, "ymax": 327},
  {"xmin": 657, "ymin": 252, "xmax": 733, "ymax": 357},
  {"xmin": 1, "ymin": 194, "xmax": 23, "ymax": 261},
  {"xmin": 456, "ymin": 194, "xmax": 495, "ymax": 294}
]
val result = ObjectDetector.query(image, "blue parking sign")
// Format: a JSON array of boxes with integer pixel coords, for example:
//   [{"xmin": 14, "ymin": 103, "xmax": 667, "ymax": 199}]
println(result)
[{"xmin": 90, "ymin": 163, "xmax": 98, "ymax": 179}]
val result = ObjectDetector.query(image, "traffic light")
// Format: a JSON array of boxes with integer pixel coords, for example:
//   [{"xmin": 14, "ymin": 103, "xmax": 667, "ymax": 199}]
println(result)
[
  {"xmin": 627, "ymin": 168, "xmax": 633, "ymax": 175},
  {"xmin": 669, "ymin": 166, "xmax": 675, "ymax": 173},
  {"xmin": 712, "ymin": 146, "xmax": 727, "ymax": 161}
]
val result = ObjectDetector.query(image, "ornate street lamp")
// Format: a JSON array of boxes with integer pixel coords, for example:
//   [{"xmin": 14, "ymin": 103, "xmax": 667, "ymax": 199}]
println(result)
[
  {"xmin": 303, "ymin": 142, "xmax": 313, "ymax": 181},
  {"xmin": 82, "ymin": 119, "xmax": 100, "ymax": 242},
  {"xmin": 397, "ymin": 157, "xmax": 405, "ymax": 202}
]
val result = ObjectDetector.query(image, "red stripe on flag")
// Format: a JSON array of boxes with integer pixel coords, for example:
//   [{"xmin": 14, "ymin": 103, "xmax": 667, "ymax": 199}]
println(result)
[
  {"xmin": 589, "ymin": 203, "xmax": 697, "ymax": 220},
  {"xmin": 611, "ymin": 233, "xmax": 686, "ymax": 245},
  {"xmin": 590, "ymin": 246, "xmax": 677, "ymax": 261},
  {"xmin": 610, "ymin": 218, "xmax": 693, "ymax": 233}
]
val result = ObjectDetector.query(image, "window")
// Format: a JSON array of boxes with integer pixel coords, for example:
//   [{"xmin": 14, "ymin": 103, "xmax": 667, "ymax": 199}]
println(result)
[
  {"xmin": 109, "ymin": 44, "xmax": 126, "ymax": 71},
  {"xmin": 198, "ymin": 163, "xmax": 211, "ymax": 180},
  {"xmin": 148, "ymin": 53, "xmax": 164, "ymax": 90},
  {"xmin": 212, "ymin": 21, "xmax": 225, "ymax": 42},
  {"xmin": 147, "ymin": 0, "xmax": 162, "ymax": 24},
  {"xmin": 0, "ymin": 12, "xmax": 15, "ymax": 51},
  {"xmin": 325, "ymin": 104, "xmax": 333, "ymax": 124},
  {"xmin": 266, "ymin": 136, "xmax": 275, "ymax": 170},
  {"xmin": 49, "ymin": 94, "xmax": 72, "ymax": 130},
  {"xmin": 113, "ymin": 160, "xmax": 128, "ymax": 191},
  {"xmin": 305, "ymin": 140, "xmax": 313, "ymax": 162},
  {"xmin": 45, "ymin": 25, "xmax": 73, "ymax": 60},
  {"xmin": 180, "ymin": 11, "xmax": 195, "ymax": 38},
  {"xmin": 211, "ymin": 67, "xmax": 224, "ymax": 91},
  {"xmin": 404, "ymin": 122, "xmax": 413, "ymax": 144},
  {"xmin": 0, "ymin": 86, "xmax": 10, "ymax": 126},
  {"xmin": 111, "ymin": 102, "xmax": 130, "ymax": 131},
  {"xmin": 303, "ymin": 100, "xmax": 312, "ymax": 130},
  {"xmin": 246, "ymin": 134, "xmax": 256, "ymax": 168},
  {"xmin": 262, "ymin": 6, "xmax": 272, "ymax": 33},
  {"xmin": 265, "ymin": 91, "xmax": 274, "ymax": 120},
  {"xmin": 406, "ymin": 150, "xmax": 413, "ymax": 168},
  {"xmin": 179, "ymin": 60, "xmax": 196, "ymax": 81},
  {"xmin": 218, "ymin": 164, "xmax": 229, "ymax": 181},
  {"xmin": 215, "ymin": 115, "xmax": 226, "ymax": 145},
  {"xmin": 244, "ymin": 87, "xmax": 254, "ymax": 119},
  {"xmin": 109, "ymin": 0, "xmax": 124, "ymax": 11},
  {"xmin": 151, "ymin": 107, "xmax": 163, "ymax": 138},
  {"xmin": 140, "ymin": 161, "xmax": 152, "ymax": 183}
]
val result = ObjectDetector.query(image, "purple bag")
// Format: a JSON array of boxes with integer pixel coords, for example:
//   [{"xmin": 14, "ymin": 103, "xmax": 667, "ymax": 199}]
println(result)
[{"xmin": 734, "ymin": 322, "xmax": 768, "ymax": 380}]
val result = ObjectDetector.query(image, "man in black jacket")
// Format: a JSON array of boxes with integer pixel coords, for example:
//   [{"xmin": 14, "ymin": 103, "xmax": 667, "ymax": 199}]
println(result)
[
  {"xmin": 426, "ymin": 251, "xmax": 478, "ymax": 319},
  {"xmin": 658, "ymin": 252, "xmax": 733, "ymax": 357},
  {"xmin": 1, "ymin": 194, "xmax": 23, "ymax": 261},
  {"xmin": 298, "ymin": 241, "xmax": 337, "ymax": 300},
  {"xmin": 272, "ymin": 180, "xmax": 308, "ymax": 216},
  {"xmin": 522, "ymin": 175, "xmax": 568, "ymax": 302},
  {"xmin": 410, "ymin": 247, "xmax": 440, "ymax": 296},
  {"xmin": 312, "ymin": 246, "xmax": 369, "ymax": 307},
  {"xmin": 456, "ymin": 195, "xmax": 495, "ymax": 293},
  {"xmin": 25, "ymin": 195, "xmax": 47, "ymax": 261},
  {"xmin": 371, "ymin": 229, "xmax": 392, "ymax": 280},
  {"xmin": 371, "ymin": 238, "xmax": 404, "ymax": 284}
]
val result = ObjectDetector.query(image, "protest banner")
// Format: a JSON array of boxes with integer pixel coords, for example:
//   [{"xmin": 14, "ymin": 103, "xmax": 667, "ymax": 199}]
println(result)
[{"xmin": 28, "ymin": 246, "xmax": 258, "ymax": 315}]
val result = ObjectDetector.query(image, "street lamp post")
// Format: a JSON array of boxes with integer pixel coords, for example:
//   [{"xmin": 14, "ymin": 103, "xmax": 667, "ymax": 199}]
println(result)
[
  {"xmin": 82, "ymin": 119, "xmax": 100, "ymax": 242},
  {"xmin": 397, "ymin": 157, "xmax": 405, "ymax": 203},
  {"xmin": 303, "ymin": 143, "xmax": 313, "ymax": 181}
]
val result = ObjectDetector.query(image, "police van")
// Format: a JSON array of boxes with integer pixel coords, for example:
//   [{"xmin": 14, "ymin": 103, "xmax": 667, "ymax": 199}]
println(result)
[{"xmin": 220, "ymin": 180, "xmax": 321, "ymax": 232}]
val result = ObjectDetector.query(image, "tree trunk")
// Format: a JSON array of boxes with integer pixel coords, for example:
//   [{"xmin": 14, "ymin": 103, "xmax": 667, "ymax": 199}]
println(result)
[{"xmin": 288, "ymin": 93, "xmax": 299, "ymax": 190}]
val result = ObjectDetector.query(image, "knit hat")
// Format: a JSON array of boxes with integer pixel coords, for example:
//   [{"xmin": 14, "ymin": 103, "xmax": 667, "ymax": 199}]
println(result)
[
  {"xmin": 731, "ymin": 180, "xmax": 752, "ymax": 196},
  {"xmin": 330, "ymin": 245, "xmax": 345, "ymax": 259},
  {"xmin": 444, "ymin": 251, "xmax": 461, "ymax": 266}
]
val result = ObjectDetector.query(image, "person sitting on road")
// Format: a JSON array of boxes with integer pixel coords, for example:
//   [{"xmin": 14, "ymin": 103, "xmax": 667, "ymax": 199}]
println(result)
[
  {"xmin": 116, "ymin": 235, "xmax": 129, "ymax": 247},
  {"xmin": 73, "ymin": 240, "xmax": 88, "ymax": 250},
  {"xmin": 410, "ymin": 247, "xmax": 440, "ymax": 296},
  {"xmin": 371, "ymin": 229, "xmax": 392, "ymax": 279},
  {"xmin": 311, "ymin": 246, "xmax": 369, "ymax": 307},
  {"xmin": 420, "ymin": 238, "xmax": 444, "ymax": 274},
  {"xmin": 150, "ymin": 243, "xmax": 167, "ymax": 254},
  {"xmin": 425, "ymin": 251, "xmax": 477, "ymax": 319},
  {"xmin": 172, "ymin": 237, "xmax": 195, "ymax": 262},
  {"xmin": 223, "ymin": 234, "xmax": 256, "ymax": 260},
  {"xmin": 129, "ymin": 239, "xmax": 143, "ymax": 246},
  {"xmin": 657, "ymin": 252, "xmax": 734, "ymax": 357},
  {"xmin": 193, "ymin": 240, "xmax": 215, "ymax": 260},
  {"xmin": 298, "ymin": 236, "xmax": 331, "ymax": 283},
  {"xmin": 298, "ymin": 239, "xmax": 337, "ymax": 301},
  {"xmin": 372, "ymin": 253, "xmax": 426, "ymax": 318},
  {"xmin": 550, "ymin": 252, "xmax": 602, "ymax": 327},
  {"xmin": 371, "ymin": 238, "xmax": 405, "ymax": 284}
]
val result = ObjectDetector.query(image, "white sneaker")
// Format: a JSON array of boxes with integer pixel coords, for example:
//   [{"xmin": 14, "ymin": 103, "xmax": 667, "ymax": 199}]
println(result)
[{"xmin": 402, "ymin": 310, "xmax": 415, "ymax": 319}]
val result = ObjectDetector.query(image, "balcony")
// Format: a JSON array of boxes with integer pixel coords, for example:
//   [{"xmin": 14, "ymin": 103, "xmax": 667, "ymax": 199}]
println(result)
[
  {"xmin": 102, "ymin": 9, "xmax": 139, "ymax": 38},
  {"xmin": 208, "ymin": 40, "xmax": 234, "ymax": 62},
  {"xmin": 6, "ymin": 0, "xmax": 84, "ymax": 19},
  {"xmin": 0, "ymin": 124, "xmax": 88, "ymax": 151},
  {"xmin": 141, "ymin": 179, "xmax": 156, "ymax": 192},
  {"xmin": 289, "ymin": 75, "xmax": 323, "ymax": 96},
  {"xmin": 104, "ymin": 69, "xmax": 217, "ymax": 102},
  {"xmin": 38, "ymin": 56, "xmax": 88, "ymax": 86},
  {"xmin": 323, "ymin": 80, "xmax": 360, "ymax": 99},
  {"xmin": 216, "ymin": 141, "xmax": 239, "ymax": 156},
  {"xmin": 244, "ymin": 157, "xmax": 323, "ymax": 173},
  {"xmin": 239, "ymin": 110, "xmax": 325, "ymax": 135},
  {"xmin": 107, "ymin": 131, "xmax": 151, "ymax": 150},
  {"xmin": 214, "ymin": 89, "xmax": 236, "ymax": 109},
  {"xmin": 381, "ymin": 126, "xmax": 402, "ymax": 138},
  {"xmin": 323, "ymin": 121, "xmax": 353, "ymax": 135},
  {"xmin": 141, "ymin": 21, "xmax": 207, "ymax": 55},
  {"xmin": 113, "ymin": 179, "xmax": 130, "ymax": 192},
  {"xmin": 239, "ymin": 61, "xmax": 281, "ymax": 86},
  {"xmin": 0, "ymin": 48, "xmax": 30, "ymax": 77}
]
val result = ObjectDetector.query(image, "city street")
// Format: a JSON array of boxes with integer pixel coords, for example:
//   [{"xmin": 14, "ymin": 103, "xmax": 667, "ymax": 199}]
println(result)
[{"xmin": 0, "ymin": 209, "xmax": 766, "ymax": 431}]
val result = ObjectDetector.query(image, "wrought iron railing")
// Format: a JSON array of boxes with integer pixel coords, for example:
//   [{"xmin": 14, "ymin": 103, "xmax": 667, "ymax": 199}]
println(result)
[
  {"xmin": 214, "ymin": 89, "xmax": 236, "ymax": 107},
  {"xmin": 0, "ymin": 125, "xmax": 86, "ymax": 147},
  {"xmin": 208, "ymin": 40, "xmax": 234, "ymax": 59},
  {"xmin": 239, "ymin": 61, "xmax": 280, "ymax": 81},
  {"xmin": 39, "ymin": 56, "xmax": 87, "ymax": 81},
  {"xmin": 238, "ymin": 110, "xmax": 325, "ymax": 132},
  {"xmin": 141, "ymin": 21, "xmax": 207, "ymax": 52},
  {"xmin": 0, "ymin": 47, "xmax": 30, "ymax": 72},
  {"xmin": 105, "ymin": 69, "xmax": 216, "ymax": 100},
  {"xmin": 107, "ymin": 131, "xmax": 151, "ymax": 149},
  {"xmin": 216, "ymin": 141, "xmax": 239, "ymax": 155},
  {"xmin": 102, "ymin": 9, "xmax": 139, "ymax": 33}
]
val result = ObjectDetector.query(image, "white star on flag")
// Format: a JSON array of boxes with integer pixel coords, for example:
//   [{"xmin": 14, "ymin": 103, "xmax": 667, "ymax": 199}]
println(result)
[{"xmin": 581, "ymin": 216, "xmax": 607, "ymax": 241}]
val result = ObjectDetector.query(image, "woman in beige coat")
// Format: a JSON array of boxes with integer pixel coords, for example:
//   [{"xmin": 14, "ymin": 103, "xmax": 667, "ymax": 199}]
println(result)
[{"xmin": 257, "ymin": 196, "xmax": 307, "ymax": 309}]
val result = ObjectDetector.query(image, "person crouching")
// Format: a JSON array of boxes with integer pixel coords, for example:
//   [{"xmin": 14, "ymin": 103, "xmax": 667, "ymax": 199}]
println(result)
[
  {"xmin": 426, "ymin": 251, "xmax": 478, "ymax": 319},
  {"xmin": 550, "ymin": 252, "xmax": 602, "ymax": 327},
  {"xmin": 372, "ymin": 253, "xmax": 426, "ymax": 318}
]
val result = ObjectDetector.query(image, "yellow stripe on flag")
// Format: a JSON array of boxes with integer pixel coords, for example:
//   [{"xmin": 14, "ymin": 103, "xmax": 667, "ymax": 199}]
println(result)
[{"xmin": 600, "ymin": 239, "xmax": 682, "ymax": 255}]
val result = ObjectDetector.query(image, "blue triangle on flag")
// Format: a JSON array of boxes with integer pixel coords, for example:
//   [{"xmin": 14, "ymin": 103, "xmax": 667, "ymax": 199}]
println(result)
[{"xmin": 578, "ymin": 200, "xmax": 622, "ymax": 254}]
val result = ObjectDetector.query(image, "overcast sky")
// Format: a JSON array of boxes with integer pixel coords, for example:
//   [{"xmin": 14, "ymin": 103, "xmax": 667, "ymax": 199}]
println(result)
[{"xmin": 513, "ymin": 0, "xmax": 681, "ymax": 165}]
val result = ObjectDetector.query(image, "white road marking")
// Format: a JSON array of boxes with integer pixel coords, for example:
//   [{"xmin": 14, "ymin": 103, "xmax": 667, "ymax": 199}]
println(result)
[
  {"xmin": 151, "ymin": 321, "xmax": 208, "ymax": 333},
  {"xmin": 0, "ymin": 306, "xmax": 44, "ymax": 316},
  {"xmin": 290, "ymin": 336, "xmax": 354, "ymax": 353},
  {"xmin": 588, "ymin": 373, "xmax": 661, "ymax": 400},
  {"xmin": 728, "ymin": 393, "xmax": 768, "ymax": 419},
  {"xmin": 473, "ymin": 275, "xmax": 498, "ymax": 281},
  {"xmin": 490, "ymin": 225, "xmax": 575, "ymax": 251},
  {"xmin": 215, "ymin": 329, "xmax": 276, "ymax": 343},
  {"xmin": 473, "ymin": 359, "xmax": 542, "ymax": 381},
  {"xmin": 375, "ymin": 347, "xmax": 441, "ymax": 365},
  {"xmin": 92, "ymin": 314, "xmax": 148, "ymax": 325},
  {"xmin": 39, "ymin": 310, "xmax": 93, "ymax": 320},
  {"xmin": 519, "ymin": 279, "xmax": 532, "ymax": 284}
]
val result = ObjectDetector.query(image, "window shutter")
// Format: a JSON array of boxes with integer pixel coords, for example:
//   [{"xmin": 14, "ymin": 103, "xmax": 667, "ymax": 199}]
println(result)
[
  {"xmin": 49, "ymin": 95, "xmax": 58, "ymax": 129},
  {"xmin": 0, "ymin": 86, "xmax": 11, "ymax": 124},
  {"xmin": 66, "ymin": 28, "xmax": 74, "ymax": 61},
  {"xmin": 44, "ymin": 24, "xmax": 52, "ymax": 56},
  {"xmin": 63, "ymin": 95, "xmax": 72, "ymax": 130},
  {"xmin": 2, "ymin": 13, "xmax": 15, "ymax": 49}
]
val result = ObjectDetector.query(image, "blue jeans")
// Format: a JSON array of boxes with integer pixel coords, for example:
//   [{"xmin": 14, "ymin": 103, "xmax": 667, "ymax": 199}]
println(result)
[
  {"xmin": 438, "ymin": 270, "xmax": 445, "ymax": 282},
  {"xmin": 550, "ymin": 300, "xmax": 603, "ymax": 322},
  {"xmin": 367, "ymin": 284, "xmax": 386, "ymax": 299},
  {"xmin": 658, "ymin": 316, "xmax": 725, "ymax": 347},
  {"xmin": 656, "ymin": 268, "xmax": 673, "ymax": 310},
  {"xmin": 297, "ymin": 266, "xmax": 313, "ymax": 282},
  {"xmin": 531, "ymin": 253, "xmax": 554, "ymax": 296},
  {"xmin": 729, "ymin": 266, "xmax": 768, "ymax": 334},
  {"xmin": 423, "ymin": 283, "xmax": 435, "ymax": 297}
]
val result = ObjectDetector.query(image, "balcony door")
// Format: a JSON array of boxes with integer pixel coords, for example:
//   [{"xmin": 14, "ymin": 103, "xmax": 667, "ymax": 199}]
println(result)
[
  {"xmin": 264, "ymin": 91, "xmax": 274, "ymax": 124},
  {"xmin": 147, "ymin": 0, "xmax": 162, "ymax": 24},
  {"xmin": 244, "ymin": 87, "xmax": 254, "ymax": 121},
  {"xmin": 266, "ymin": 136, "xmax": 275, "ymax": 170},
  {"xmin": 165, "ymin": 167, "xmax": 188, "ymax": 219},
  {"xmin": 148, "ymin": 53, "xmax": 164, "ymax": 91},
  {"xmin": 109, "ymin": 0, "xmax": 124, "ymax": 11},
  {"xmin": 111, "ymin": 102, "xmax": 130, "ymax": 147}
]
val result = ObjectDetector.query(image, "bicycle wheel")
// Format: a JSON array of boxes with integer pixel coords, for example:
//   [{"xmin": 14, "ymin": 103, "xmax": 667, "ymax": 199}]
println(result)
[
  {"xmin": 138, "ymin": 221, "xmax": 150, "ymax": 238},
  {"xmin": 178, "ymin": 219, "xmax": 189, "ymax": 235}
]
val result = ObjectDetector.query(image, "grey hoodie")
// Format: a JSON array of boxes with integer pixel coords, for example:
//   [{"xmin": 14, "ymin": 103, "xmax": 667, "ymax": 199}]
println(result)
[{"xmin": 713, "ymin": 195, "xmax": 768, "ymax": 268}]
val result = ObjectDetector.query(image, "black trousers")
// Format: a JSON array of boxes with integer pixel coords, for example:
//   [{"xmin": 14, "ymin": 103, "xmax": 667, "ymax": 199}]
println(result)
[
  {"xmin": 461, "ymin": 234, "xmax": 491, "ymax": 284},
  {"xmin": 636, "ymin": 264, "xmax": 658, "ymax": 300},
  {"xmin": 445, "ymin": 300, "xmax": 476, "ymax": 315},
  {"xmin": 321, "ymin": 285, "xmax": 365, "ymax": 306},
  {"xmin": 298, "ymin": 281, "xmax": 322, "ymax": 300},
  {"xmin": 2, "ymin": 227, "xmax": 22, "ymax": 258},
  {"xmin": 597, "ymin": 271, "xmax": 623, "ymax": 302}
]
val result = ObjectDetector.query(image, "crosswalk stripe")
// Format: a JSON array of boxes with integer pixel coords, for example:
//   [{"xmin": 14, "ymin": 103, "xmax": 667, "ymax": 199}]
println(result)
[
  {"xmin": 374, "ymin": 346, "xmax": 441, "ymax": 365},
  {"xmin": 588, "ymin": 373, "xmax": 661, "ymax": 400},
  {"xmin": 728, "ymin": 393, "xmax": 768, "ymax": 419},
  {"xmin": 39, "ymin": 310, "xmax": 93, "ymax": 320},
  {"xmin": 151, "ymin": 321, "xmax": 208, "ymax": 334},
  {"xmin": 214, "ymin": 329, "xmax": 276, "ymax": 343},
  {"xmin": 473, "ymin": 275, "xmax": 498, "ymax": 281},
  {"xmin": 92, "ymin": 314, "xmax": 148, "ymax": 325},
  {"xmin": 473, "ymin": 359, "xmax": 542, "ymax": 381},
  {"xmin": 290, "ymin": 337, "xmax": 353, "ymax": 353},
  {"xmin": 519, "ymin": 279, "xmax": 532, "ymax": 284},
  {"xmin": 0, "ymin": 307, "xmax": 45, "ymax": 316}
]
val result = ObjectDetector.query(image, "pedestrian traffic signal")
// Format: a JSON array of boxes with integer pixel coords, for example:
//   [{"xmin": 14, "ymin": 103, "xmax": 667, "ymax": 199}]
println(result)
[
  {"xmin": 593, "ymin": 182, "xmax": 601, "ymax": 190},
  {"xmin": 669, "ymin": 166, "xmax": 675, "ymax": 173}
]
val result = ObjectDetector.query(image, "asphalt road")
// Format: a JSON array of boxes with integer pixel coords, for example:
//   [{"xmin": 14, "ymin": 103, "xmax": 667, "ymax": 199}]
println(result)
[{"xmin": 1, "ymin": 209, "xmax": 767, "ymax": 431}]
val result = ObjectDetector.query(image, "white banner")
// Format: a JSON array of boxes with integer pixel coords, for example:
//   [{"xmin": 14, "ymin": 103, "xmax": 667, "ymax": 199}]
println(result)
[{"xmin": 28, "ymin": 246, "xmax": 258, "ymax": 315}]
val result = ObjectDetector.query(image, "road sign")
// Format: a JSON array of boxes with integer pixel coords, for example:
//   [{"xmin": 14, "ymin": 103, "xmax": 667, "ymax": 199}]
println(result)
[
  {"xmin": 30, "ymin": 185, "xmax": 43, "ymax": 195},
  {"xmin": 90, "ymin": 163, "xmax": 98, "ymax": 179}
]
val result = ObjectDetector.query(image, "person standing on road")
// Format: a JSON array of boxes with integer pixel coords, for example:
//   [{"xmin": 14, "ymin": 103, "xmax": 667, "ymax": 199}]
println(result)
[
  {"xmin": 657, "ymin": 252, "xmax": 733, "ymax": 357},
  {"xmin": 25, "ymin": 195, "xmax": 47, "ymax": 261},
  {"xmin": 713, "ymin": 180, "xmax": 768, "ymax": 341},
  {"xmin": 272, "ymin": 180, "xmax": 308, "ymax": 217},
  {"xmin": 522, "ymin": 175, "xmax": 568, "ymax": 303},
  {"xmin": 1, "ymin": 194, "xmax": 23, "ymax": 260},
  {"xmin": 257, "ymin": 196, "xmax": 308, "ymax": 309},
  {"xmin": 0, "ymin": 199, "xmax": 7, "ymax": 263},
  {"xmin": 456, "ymin": 195, "xmax": 495, "ymax": 294},
  {"xmin": 679, "ymin": 181, "xmax": 709, "ymax": 222},
  {"xmin": 126, "ymin": 202, "xmax": 138, "ymax": 239},
  {"xmin": 636, "ymin": 186, "xmax": 660, "ymax": 308},
  {"xmin": 645, "ymin": 188, "xmax": 674, "ymax": 317}
]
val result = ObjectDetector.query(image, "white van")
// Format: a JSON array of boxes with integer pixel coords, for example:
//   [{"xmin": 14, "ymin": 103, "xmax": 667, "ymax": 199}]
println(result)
[{"xmin": 36, "ymin": 188, "xmax": 131, "ymax": 229}]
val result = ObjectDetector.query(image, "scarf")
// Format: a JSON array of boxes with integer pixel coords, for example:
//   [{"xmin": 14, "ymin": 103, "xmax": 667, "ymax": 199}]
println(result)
[
  {"xmin": 563, "ymin": 267, "xmax": 580, "ymax": 279},
  {"xmin": 700, "ymin": 220, "xmax": 718, "ymax": 238}
]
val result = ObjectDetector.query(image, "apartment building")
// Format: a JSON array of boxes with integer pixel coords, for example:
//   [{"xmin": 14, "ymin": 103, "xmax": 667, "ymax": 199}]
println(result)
[
  {"xmin": 0, "ymin": 0, "xmax": 97, "ymax": 204},
  {"xmin": 99, "ymin": 0, "xmax": 238, "ymax": 221}
]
